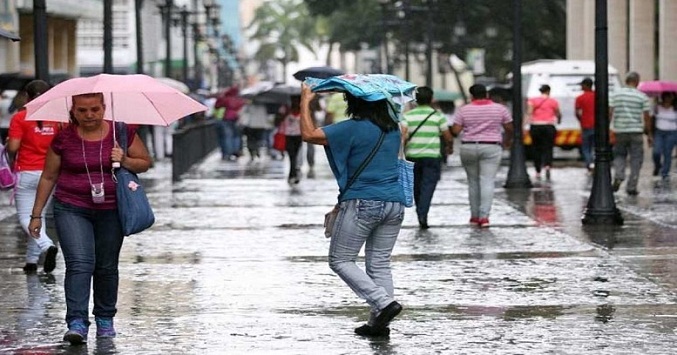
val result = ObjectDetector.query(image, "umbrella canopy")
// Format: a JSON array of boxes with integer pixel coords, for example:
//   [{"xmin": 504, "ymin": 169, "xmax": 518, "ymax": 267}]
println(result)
[
  {"xmin": 433, "ymin": 89, "xmax": 463, "ymax": 102},
  {"xmin": 638, "ymin": 80, "xmax": 677, "ymax": 96},
  {"xmin": 252, "ymin": 84, "xmax": 301, "ymax": 105},
  {"xmin": 155, "ymin": 77, "xmax": 190, "ymax": 94},
  {"xmin": 24, "ymin": 74, "xmax": 207, "ymax": 126},
  {"xmin": 0, "ymin": 28, "xmax": 20, "ymax": 41},
  {"xmin": 240, "ymin": 81, "xmax": 275, "ymax": 98},
  {"xmin": 293, "ymin": 66, "xmax": 344, "ymax": 81}
]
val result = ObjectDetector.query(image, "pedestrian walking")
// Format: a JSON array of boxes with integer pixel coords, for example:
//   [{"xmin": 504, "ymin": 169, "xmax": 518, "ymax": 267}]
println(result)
[
  {"xmin": 575, "ymin": 77, "xmax": 596, "ymax": 172},
  {"xmin": 610, "ymin": 72, "xmax": 652, "ymax": 195},
  {"xmin": 650, "ymin": 91, "xmax": 677, "ymax": 181},
  {"xmin": 451, "ymin": 84, "xmax": 513, "ymax": 228},
  {"xmin": 281, "ymin": 96, "xmax": 303, "ymax": 184},
  {"xmin": 215, "ymin": 86, "xmax": 245, "ymax": 161},
  {"xmin": 240, "ymin": 100, "xmax": 273, "ymax": 163},
  {"xmin": 401, "ymin": 86, "xmax": 453, "ymax": 229},
  {"xmin": 28, "ymin": 92, "xmax": 152, "ymax": 344},
  {"xmin": 526, "ymin": 84, "xmax": 561, "ymax": 180},
  {"xmin": 5, "ymin": 80, "xmax": 59, "ymax": 274},
  {"xmin": 299, "ymin": 83, "xmax": 405, "ymax": 338}
]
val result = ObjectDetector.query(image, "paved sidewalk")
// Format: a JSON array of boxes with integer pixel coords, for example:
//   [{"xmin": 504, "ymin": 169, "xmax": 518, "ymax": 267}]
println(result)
[{"xmin": 0, "ymin": 150, "xmax": 676, "ymax": 354}]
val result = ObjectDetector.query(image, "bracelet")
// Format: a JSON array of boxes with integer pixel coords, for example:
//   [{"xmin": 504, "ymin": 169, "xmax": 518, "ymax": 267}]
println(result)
[{"xmin": 30, "ymin": 215, "xmax": 42, "ymax": 219}]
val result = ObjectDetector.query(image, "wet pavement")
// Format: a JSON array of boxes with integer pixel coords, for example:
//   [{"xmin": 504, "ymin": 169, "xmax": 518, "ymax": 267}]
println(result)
[{"xmin": 1, "ymin": 146, "xmax": 676, "ymax": 354}]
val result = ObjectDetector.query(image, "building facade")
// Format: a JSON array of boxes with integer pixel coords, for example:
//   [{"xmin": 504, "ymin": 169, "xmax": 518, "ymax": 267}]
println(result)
[
  {"xmin": 567, "ymin": 0, "xmax": 677, "ymax": 81},
  {"xmin": 0, "ymin": 0, "xmax": 101, "ymax": 77}
]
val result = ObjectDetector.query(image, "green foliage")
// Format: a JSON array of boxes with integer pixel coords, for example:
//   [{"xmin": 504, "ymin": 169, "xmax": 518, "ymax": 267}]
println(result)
[
  {"xmin": 247, "ymin": 0, "xmax": 321, "ymax": 77},
  {"xmin": 302, "ymin": 0, "xmax": 566, "ymax": 79}
]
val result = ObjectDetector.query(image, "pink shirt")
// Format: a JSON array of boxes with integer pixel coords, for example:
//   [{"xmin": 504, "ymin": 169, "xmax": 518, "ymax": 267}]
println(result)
[
  {"xmin": 528, "ymin": 96, "xmax": 559, "ymax": 125},
  {"xmin": 51, "ymin": 122, "xmax": 135, "ymax": 210},
  {"xmin": 453, "ymin": 100, "xmax": 512, "ymax": 142}
]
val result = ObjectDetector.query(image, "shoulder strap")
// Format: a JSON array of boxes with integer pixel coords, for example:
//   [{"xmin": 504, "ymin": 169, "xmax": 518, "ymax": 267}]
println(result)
[
  {"xmin": 339, "ymin": 130, "xmax": 386, "ymax": 200},
  {"xmin": 406, "ymin": 110, "xmax": 437, "ymax": 143},
  {"xmin": 115, "ymin": 121, "xmax": 128, "ymax": 152}
]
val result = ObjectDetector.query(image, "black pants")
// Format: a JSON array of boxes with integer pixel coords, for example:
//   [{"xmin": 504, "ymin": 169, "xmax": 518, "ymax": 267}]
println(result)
[
  {"xmin": 530, "ymin": 125, "xmax": 556, "ymax": 173},
  {"xmin": 285, "ymin": 135, "xmax": 303, "ymax": 179}
]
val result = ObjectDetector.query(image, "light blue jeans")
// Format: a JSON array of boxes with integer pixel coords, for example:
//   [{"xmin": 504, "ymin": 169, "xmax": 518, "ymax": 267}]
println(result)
[
  {"xmin": 15, "ymin": 171, "xmax": 55, "ymax": 264},
  {"xmin": 459, "ymin": 144, "xmax": 503, "ymax": 219},
  {"xmin": 328, "ymin": 199, "xmax": 404, "ymax": 314}
]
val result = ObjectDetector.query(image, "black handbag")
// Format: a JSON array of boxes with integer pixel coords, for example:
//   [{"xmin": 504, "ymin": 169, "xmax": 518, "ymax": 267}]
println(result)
[{"xmin": 114, "ymin": 122, "xmax": 155, "ymax": 236}]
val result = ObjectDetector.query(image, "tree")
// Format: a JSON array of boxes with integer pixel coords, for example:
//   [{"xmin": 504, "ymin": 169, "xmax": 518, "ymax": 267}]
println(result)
[
  {"xmin": 304, "ymin": 0, "xmax": 566, "ymax": 80},
  {"xmin": 247, "ymin": 0, "xmax": 322, "ymax": 81}
]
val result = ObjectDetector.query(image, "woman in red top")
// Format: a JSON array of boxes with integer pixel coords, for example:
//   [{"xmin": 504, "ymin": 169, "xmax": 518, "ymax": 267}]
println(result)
[{"xmin": 6, "ymin": 80, "xmax": 60, "ymax": 273}]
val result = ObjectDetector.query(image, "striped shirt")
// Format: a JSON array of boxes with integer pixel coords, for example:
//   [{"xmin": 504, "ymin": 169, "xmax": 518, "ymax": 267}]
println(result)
[
  {"xmin": 402, "ymin": 106, "xmax": 448, "ymax": 158},
  {"xmin": 610, "ymin": 87, "xmax": 650, "ymax": 133},
  {"xmin": 453, "ymin": 99, "xmax": 512, "ymax": 142}
]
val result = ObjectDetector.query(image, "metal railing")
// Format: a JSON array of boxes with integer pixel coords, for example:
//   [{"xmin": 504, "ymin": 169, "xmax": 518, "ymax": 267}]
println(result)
[{"xmin": 172, "ymin": 120, "xmax": 218, "ymax": 182}]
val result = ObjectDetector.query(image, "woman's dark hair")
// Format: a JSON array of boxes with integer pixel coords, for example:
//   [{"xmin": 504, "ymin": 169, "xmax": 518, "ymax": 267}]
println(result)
[
  {"xmin": 539, "ymin": 84, "xmax": 551, "ymax": 94},
  {"xmin": 25, "ymin": 80, "xmax": 50, "ymax": 100},
  {"xmin": 660, "ymin": 91, "xmax": 675, "ymax": 110},
  {"xmin": 25, "ymin": 80, "xmax": 50, "ymax": 129},
  {"xmin": 344, "ymin": 92, "xmax": 398, "ymax": 132}
]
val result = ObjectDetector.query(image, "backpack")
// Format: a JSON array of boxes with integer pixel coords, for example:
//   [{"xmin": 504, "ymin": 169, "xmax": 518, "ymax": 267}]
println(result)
[{"xmin": 0, "ymin": 143, "xmax": 16, "ymax": 190}]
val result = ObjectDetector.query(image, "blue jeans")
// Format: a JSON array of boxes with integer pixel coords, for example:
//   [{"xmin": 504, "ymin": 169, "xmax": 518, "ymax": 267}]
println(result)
[
  {"xmin": 54, "ymin": 200, "xmax": 124, "ymax": 325},
  {"xmin": 328, "ymin": 199, "xmax": 404, "ymax": 313},
  {"xmin": 216, "ymin": 120, "xmax": 241, "ymax": 158},
  {"xmin": 460, "ymin": 144, "xmax": 503, "ymax": 218},
  {"xmin": 15, "ymin": 171, "xmax": 55, "ymax": 264},
  {"xmin": 581, "ymin": 128, "xmax": 595, "ymax": 167},
  {"xmin": 409, "ymin": 157, "xmax": 442, "ymax": 223},
  {"xmin": 653, "ymin": 129, "xmax": 677, "ymax": 178}
]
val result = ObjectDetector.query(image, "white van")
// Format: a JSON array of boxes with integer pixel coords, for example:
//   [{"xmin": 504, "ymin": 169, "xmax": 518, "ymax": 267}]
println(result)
[{"xmin": 521, "ymin": 59, "xmax": 622, "ymax": 151}]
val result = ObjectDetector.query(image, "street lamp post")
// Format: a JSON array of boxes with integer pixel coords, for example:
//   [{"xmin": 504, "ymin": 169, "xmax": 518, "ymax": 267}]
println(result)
[
  {"xmin": 157, "ymin": 0, "xmax": 174, "ymax": 78},
  {"xmin": 178, "ymin": 6, "xmax": 190, "ymax": 84},
  {"xmin": 376, "ymin": 0, "xmax": 390, "ymax": 74},
  {"xmin": 582, "ymin": 0, "xmax": 623, "ymax": 225},
  {"xmin": 135, "ymin": 0, "xmax": 144, "ymax": 74},
  {"xmin": 33, "ymin": 0, "xmax": 49, "ymax": 81},
  {"xmin": 425, "ymin": 0, "xmax": 434, "ymax": 87},
  {"xmin": 504, "ymin": 0, "xmax": 532, "ymax": 189},
  {"xmin": 191, "ymin": 0, "xmax": 202, "ymax": 90},
  {"xmin": 103, "ymin": 0, "xmax": 113, "ymax": 73}
]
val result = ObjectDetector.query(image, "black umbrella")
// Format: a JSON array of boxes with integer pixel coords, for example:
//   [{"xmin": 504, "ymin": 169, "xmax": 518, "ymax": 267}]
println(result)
[
  {"xmin": 0, "ymin": 28, "xmax": 20, "ymax": 42},
  {"xmin": 293, "ymin": 66, "xmax": 344, "ymax": 81},
  {"xmin": 252, "ymin": 85, "xmax": 301, "ymax": 105}
]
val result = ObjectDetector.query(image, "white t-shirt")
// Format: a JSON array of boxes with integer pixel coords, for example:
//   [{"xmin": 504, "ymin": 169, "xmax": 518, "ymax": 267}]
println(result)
[{"xmin": 655, "ymin": 106, "xmax": 677, "ymax": 131}]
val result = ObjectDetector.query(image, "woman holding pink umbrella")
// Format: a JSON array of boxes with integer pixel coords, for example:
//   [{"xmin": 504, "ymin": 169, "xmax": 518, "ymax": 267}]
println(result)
[{"xmin": 28, "ymin": 92, "xmax": 152, "ymax": 345}]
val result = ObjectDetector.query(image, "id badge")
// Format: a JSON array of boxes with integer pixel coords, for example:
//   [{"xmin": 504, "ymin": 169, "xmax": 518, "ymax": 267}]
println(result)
[{"xmin": 91, "ymin": 183, "xmax": 105, "ymax": 204}]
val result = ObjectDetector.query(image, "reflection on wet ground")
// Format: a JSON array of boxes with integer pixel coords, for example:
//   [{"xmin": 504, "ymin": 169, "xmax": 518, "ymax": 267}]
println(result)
[{"xmin": 1, "ymin": 152, "xmax": 676, "ymax": 354}]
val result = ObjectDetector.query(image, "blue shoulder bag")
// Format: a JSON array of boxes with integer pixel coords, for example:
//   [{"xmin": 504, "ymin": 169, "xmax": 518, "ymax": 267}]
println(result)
[{"xmin": 114, "ymin": 122, "xmax": 155, "ymax": 236}]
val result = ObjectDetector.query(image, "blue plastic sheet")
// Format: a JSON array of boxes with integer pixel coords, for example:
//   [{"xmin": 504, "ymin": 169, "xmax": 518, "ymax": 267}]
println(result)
[{"xmin": 305, "ymin": 74, "xmax": 417, "ymax": 122}]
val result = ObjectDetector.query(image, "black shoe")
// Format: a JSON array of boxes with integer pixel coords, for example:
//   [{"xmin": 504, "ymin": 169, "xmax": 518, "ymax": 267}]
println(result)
[
  {"xmin": 653, "ymin": 166, "xmax": 661, "ymax": 176},
  {"xmin": 372, "ymin": 301, "xmax": 403, "ymax": 330},
  {"xmin": 44, "ymin": 246, "xmax": 58, "ymax": 273},
  {"xmin": 23, "ymin": 263, "xmax": 38, "ymax": 273},
  {"xmin": 354, "ymin": 324, "xmax": 390, "ymax": 337},
  {"xmin": 626, "ymin": 189, "xmax": 639, "ymax": 196},
  {"xmin": 612, "ymin": 179, "xmax": 622, "ymax": 192},
  {"xmin": 418, "ymin": 217, "xmax": 429, "ymax": 229}
]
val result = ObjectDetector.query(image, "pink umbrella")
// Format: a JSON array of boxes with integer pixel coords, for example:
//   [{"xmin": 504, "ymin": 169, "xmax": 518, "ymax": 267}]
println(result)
[
  {"xmin": 638, "ymin": 80, "xmax": 677, "ymax": 96},
  {"xmin": 24, "ymin": 73, "xmax": 207, "ymax": 125}
]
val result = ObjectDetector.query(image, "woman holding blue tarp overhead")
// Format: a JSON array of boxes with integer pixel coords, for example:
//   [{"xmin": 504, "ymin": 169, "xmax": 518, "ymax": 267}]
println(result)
[{"xmin": 299, "ymin": 74, "xmax": 416, "ymax": 338}]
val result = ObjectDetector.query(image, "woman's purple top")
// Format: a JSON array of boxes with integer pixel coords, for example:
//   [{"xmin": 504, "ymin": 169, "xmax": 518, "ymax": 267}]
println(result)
[{"xmin": 51, "ymin": 122, "xmax": 135, "ymax": 210}]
